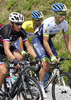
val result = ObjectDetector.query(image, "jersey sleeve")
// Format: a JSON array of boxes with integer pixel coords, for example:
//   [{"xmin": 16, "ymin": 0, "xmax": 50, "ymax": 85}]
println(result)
[
  {"xmin": 62, "ymin": 21, "xmax": 68, "ymax": 34},
  {"xmin": 43, "ymin": 23, "xmax": 49, "ymax": 37},
  {"xmin": 1, "ymin": 25, "xmax": 10, "ymax": 42}
]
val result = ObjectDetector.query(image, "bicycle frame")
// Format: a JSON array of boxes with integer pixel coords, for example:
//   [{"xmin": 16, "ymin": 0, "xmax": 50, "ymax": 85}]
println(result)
[
  {"xmin": 3, "ymin": 70, "xmax": 23, "ymax": 99},
  {"xmin": 1, "ymin": 55, "xmax": 44, "ymax": 100},
  {"xmin": 1, "ymin": 60, "xmax": 28, "ymax": 99},
  {"xmin": 44, "ymin": 64, "xmax": 67, "ymax": 92}
]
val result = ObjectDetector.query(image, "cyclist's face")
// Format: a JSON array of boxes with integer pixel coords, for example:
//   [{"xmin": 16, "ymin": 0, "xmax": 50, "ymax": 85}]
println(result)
[
  {"xmin": 13, "ymin": 23, "xmax": 22, "ymax": 32},
  {"xmin": 34, "ymin": 18, "xmax": 43, "ymax": 27},
  {"xmin": 55, "ymin": 11, "xmax": 66, "ymax": 23}
]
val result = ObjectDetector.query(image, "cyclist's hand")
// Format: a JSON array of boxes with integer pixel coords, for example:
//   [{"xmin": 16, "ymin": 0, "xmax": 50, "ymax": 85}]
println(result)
[
  {"xmin": 12, "ymin": 58, "xmax": 20, "ymax": 68},
  {"xmin": 15, "ymin": 63, "xmax": 20, "ymax": 69},
  {"xmin": 35, "ymin": 56, "xmax": 42, "ymax": 66},
  {"xmin": 51, "ymin": 55, "xmax": 59, "ymax": 64}
]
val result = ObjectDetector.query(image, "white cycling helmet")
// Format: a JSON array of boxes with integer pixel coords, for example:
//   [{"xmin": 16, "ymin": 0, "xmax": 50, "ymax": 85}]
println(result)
[{"xmin": 9, "ymin": 12, "xmax": 24, "ymax": 23}]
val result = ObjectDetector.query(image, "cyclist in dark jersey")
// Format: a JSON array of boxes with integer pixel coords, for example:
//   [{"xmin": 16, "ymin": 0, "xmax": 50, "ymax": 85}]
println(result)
[{"xmin": 0, "ymin": 12, "xmax": 38, "ymax": 88}]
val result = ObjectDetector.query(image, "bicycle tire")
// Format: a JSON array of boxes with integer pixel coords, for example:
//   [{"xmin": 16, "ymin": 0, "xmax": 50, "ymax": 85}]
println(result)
[
  {"xmin": 17, "ymin": 76, "xmax": 43, "ymax": 100},
  {"xmin": 52, "ymin": 71, "xmax": 71, "ymax": 100},
  {"xmin": 0, "ymin": 86, "xmax": 5, "ymax": 100},
  {"xmin": 23, "ymin": 66, "xmax": 39, "ymax": 81},
  {"xmin": 0, "ymin": 83, "xmax": 12, "ymax": 100},
  {"xmin": 68, "ymin": 67, "xmax": 71, "ymax": 88}
]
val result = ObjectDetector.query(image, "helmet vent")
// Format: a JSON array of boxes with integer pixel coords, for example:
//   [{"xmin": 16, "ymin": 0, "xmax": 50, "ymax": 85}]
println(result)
[
  {"xmin": 14, "ymin": 16, "xmax": 19, "ymax": 20},
  {"xmin": 53, "ymin": 6, "xmax": 57, "ymax": 9},
  {"xmin": 59, "ymin": 4, "xmax": 63, "ymax": 9},
  {"xmin": 11, "ymin": 18, "xmax": 14, "ymax": 20}
]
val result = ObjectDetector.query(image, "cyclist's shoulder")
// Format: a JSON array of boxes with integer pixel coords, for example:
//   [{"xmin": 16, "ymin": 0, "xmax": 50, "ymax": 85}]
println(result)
[
  {"xmin": 1, "ymin": 24, "xmax": 10, "ymax": 29},
  {"xmin": 22, "ymin": 20, "xmax": 34, "ymax": 33},
  {"xmin": 22, "ymin": 20, "xmax": 33, "ymax": 28},
  {"xmin": 62, "ymin": 19, "xmax": 68, "ymax": 25},
  {"xmin": 43, "ymin": 17, "xmax": 54, "ymax": 26},
  {"xmin": 0, "ymin": 24, "xmax": 10, "ymax": 33},
  {"xmin": 43, "ymin": 17, "xmax": 54, "ymax": 23}
]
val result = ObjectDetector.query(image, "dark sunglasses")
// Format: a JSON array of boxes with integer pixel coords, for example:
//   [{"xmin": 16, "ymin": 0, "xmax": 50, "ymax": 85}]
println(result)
[
  {"xmin": 35, "ymin": 18, "xmax": 43, "ymax": 22},
  {"xmin": 56, "ymin": 12, "xmax": 67, "ymax": 16},
  {"xmin": 15, "ymin": 23, "xmax": 22, "ymax": 26}
]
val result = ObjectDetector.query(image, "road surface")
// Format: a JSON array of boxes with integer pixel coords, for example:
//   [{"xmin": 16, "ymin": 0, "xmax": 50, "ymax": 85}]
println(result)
[{"xmin": 13, "ymin": 84, "xmax": 71, "ymax": 100}]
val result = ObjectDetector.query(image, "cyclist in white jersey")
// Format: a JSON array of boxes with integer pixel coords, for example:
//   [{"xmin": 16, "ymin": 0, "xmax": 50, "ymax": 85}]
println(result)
[{"xmin": 32, "ymin": 3, "xmax": 71, "ymax": 98}]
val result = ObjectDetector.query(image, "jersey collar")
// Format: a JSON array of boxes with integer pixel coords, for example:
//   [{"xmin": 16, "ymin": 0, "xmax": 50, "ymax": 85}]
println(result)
[
  {"xmin": 10, "ymin": 25, "xmax": 15, "ymax": 33},
  {"xmin": 54, "ymin": 17, "xmax": 59, "ymax": 25}
]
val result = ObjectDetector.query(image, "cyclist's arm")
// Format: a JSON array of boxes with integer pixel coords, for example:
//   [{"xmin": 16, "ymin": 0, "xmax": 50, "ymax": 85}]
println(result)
[
  {"xmin": 24, "ymin": 40, "xmax": 37, "ymax": 58},
  {"xmin": 43, "ymin": 35, "xmax": 54, "ymax": 57},
  {"xmin": 19, "ymin": 37, "xmax": 24, "ymax": 51},
  {"xmin": 64, "ymin": 34, "xmax": 71, "ymax": 54},
  {"xmin": 3, "ymin": 41, "xmax": 15, "ymax": 61}
]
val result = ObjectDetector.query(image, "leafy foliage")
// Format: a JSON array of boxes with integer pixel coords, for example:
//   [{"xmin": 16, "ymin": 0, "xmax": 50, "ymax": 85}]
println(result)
[
  {"xmin": 21, "ymin": 0, "xmax": 40, "ymax": 11},
  {"xmin": 7, "ymin": 0, "xmax": 17, "ymax": 10}
]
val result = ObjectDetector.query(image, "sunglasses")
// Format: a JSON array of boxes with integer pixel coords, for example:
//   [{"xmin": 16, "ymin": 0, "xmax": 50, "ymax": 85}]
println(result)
[
  {"xmin": 35, "ymin": 18, "xmax": 43, "ymax": 22},
  {"xmin": 56, "ymin": 12, "xmax": 67, "ymax": 16},
  {"xmin": 15, "ymin": 23, "xmax": 22, "ymax": 26}
]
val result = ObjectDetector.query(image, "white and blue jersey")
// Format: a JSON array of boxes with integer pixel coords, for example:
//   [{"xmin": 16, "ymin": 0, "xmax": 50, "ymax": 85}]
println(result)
[
  {"xmin": 32, "ymin": 17, "xmax": 68, "ymax": 60},
  {"xmin": 35, "ymin": 17, "xmax": 68, "ymax": 42}
]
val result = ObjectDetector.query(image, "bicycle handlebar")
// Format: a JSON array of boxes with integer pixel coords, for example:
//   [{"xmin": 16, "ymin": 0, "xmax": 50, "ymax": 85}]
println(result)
[
  {"xmin": 49, "ymin": 57, "xmax": 71, "ymax": 66},
  {"xmin": 29, "ymin": 57, "xmax": 71, "ymax": 66},
  {"xmin": 59, "ymin": 57, "xmax": 71, "ymax": 61},
  {"xmin": 7, "ymin": 57, "xmax": 71, "ymax": 74}
]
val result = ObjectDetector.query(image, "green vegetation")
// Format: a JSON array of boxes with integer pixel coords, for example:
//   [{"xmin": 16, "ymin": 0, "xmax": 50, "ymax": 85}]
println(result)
[
  {"xmin": 7, "ymin": 0, "xmax": 17, "ymax": 10},
  {"xmin": 0, "ymin": 0, "xmax": 71, "ymax": 71}
]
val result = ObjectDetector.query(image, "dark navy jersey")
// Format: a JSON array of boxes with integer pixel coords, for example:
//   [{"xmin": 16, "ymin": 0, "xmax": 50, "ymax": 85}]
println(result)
[
  {"xmin": 35, "ymin": 24, "xmax": 43, "ymax": 44},
  {"xmin": 0, "ymin": 24, "xmax": 28, "ymax": 45}
]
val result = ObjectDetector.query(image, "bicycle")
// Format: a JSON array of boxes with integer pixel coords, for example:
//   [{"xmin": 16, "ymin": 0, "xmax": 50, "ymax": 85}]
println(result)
[
  {"xmin": 51, "ymin": 58, "xmax": 71, "ymax": 100},
  {"xmin": 0, "ymin": 56, "xmax": 43, "ymax": 100},
  {"xmin": 68, "ymin": 66, "xmax": 71, "ymax": 88},
  {"xmin": 23, "ymin": 57, "xmax": 71, "ymax": 100}
]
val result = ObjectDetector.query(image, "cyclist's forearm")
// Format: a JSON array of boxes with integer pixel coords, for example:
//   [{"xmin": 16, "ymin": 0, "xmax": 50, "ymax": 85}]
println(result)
[
  {"xmin": 3, "ymin": 42, "xmax": 15, "ymax": 61},
  {"xmin": 64, "ymin": 34, "xmax": 71, "ymax": 54},
  {"xmin": 27, "ymin": 46, "xmax": 37, "ymax": 58},
  {"xmin": 19, "ymin": 37, "xmax": 24, "ymax": 51},
  {"xmin": 43, "ymin": 40, "xmax": 53, "ymax": 57},
  {"xmin": 5, "ymin": 49, "xmax": 15, "ymax": 61},
  {"xmin": 24, "ymin": 40, "xmax": 37, "ymax": 58}
]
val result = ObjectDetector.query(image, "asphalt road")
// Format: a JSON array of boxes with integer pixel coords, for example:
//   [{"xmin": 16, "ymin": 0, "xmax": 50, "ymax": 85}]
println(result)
[
  {"xmin": 13, "ymin": 84, "xmax": 71, "ymax": 100},
  {"xmin": 13, "ymin": 84, "xmax": 52, "ymax": 100}
]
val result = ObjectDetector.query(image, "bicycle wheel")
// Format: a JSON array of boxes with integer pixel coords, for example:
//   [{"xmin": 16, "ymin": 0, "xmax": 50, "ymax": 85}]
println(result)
[
  {"xmin": 52, "ymin": 71, "xmax": 71, "ymax": 100},
  {"xmin": 68, "ymin": 67, "xmax": 71, "ymax": 88},
  {"xmin": 23, "ymin": 66, "xmax": 39, "ymax": 81},
  {"xmin": 0, "ymin": 83, "xmax": 11, "ymax": 100},
  {"xmin": 0, "ymin": 86, "xmax": 5, "ymax": 100},
  {"xmin": 17, "ymin": 76, "xmax": 43, "ymax": 100}
]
